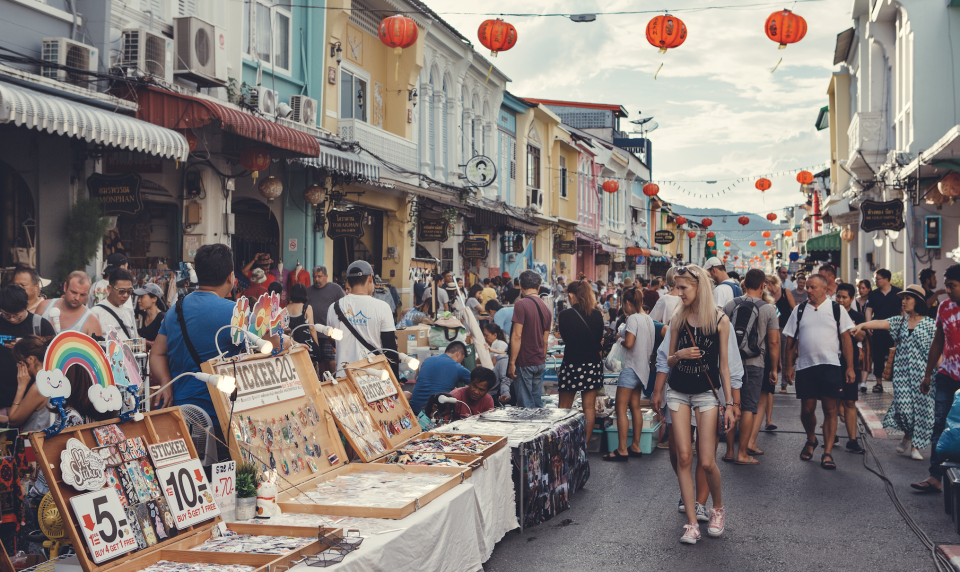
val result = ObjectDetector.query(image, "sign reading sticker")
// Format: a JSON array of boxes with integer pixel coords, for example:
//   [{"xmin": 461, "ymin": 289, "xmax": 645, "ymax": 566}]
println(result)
[
  {"xmin": 215, "ymin": 353, "xmax": 305, "ymax": 412},
  {"xmin": 148, "ymin": 438, "xmax": 192, "ymax": 468}
]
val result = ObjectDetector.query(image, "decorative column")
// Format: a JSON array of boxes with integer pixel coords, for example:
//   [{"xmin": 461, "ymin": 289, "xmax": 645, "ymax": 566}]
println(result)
[
  {"xmin": 419, "ymin": 82, "xmax": 433, "ymax": 176},
  {"xmin": 462, "ymin": 108, "xmax": 474, "ymax": 161},
  {"xmin": 484, "ymin": 121, "xmax": 498, "ymax": 199},
  {"xmin": 433, "ymin": 92, "xmax": 446, "ymax": 182}
]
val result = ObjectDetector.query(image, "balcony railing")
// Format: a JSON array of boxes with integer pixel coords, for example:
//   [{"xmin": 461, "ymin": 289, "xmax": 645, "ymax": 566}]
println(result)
[{"xmin": 338, "ymin": 119, "xmax": 418, "ymax": 174}]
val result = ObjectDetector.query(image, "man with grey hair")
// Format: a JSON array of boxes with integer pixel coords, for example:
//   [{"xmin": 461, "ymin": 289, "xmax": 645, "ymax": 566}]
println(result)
[
  {"xmin": 307, "ymin": 265, "xmax": 344, "ymax": 375},
  {"xmin": 507, "ymin": 270, "xmax": 552, "ymax": 407}
]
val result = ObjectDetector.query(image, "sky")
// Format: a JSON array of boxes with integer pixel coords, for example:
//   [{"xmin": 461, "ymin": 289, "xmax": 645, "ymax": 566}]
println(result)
[{"xmin": 422, "ymin": 0, "xmax": 851, "ymax": 216}]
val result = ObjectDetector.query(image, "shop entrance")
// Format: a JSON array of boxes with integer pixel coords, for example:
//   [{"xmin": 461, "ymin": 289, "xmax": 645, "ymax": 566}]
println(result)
[
  {"xmin": 332, "ymin": 209, "xmax": 383, "ymax": 284},
  {"xmin": 0, "ymin": 159, "xmax": 36, "ymax": 277},
  {"xmin": 232, "ymin": 198, "xmax": 280, "ymax": 277},
  {"xmin": 104, "ymin": 202, "xmax": 179, "ymax": 269}
]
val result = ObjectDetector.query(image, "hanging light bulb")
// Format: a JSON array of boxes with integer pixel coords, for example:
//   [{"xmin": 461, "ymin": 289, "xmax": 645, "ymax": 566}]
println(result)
[{"xmin": 872, "ymin": 232, "xmax": 884, "ymax": 248}]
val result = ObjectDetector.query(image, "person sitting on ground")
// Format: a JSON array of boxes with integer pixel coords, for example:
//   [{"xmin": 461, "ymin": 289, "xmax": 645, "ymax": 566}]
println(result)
[
  {"xmin": 38, "ymin": 271, "xmax": 102, "ymax": 337},
  {"xmin": 448, "ymin": 367, "xmax": 498, "ymax": 419},
  {"xmin": 407, "ymin": 341, "xmax": 471, "ymax": 414},
  {"xmin": 397, "ymin": 300, "xmax": 432, "ymax": 328}
]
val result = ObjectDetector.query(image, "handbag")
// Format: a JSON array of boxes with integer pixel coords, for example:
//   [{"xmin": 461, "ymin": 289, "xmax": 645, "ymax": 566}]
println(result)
[
  {"xmin": 11, "ymin": 224, "xmax": 35, "ymax": 268},
  {"xmin": 683, "ymin": 322, "xmax": 728, "ymax": 437},
  {"xmin": 429, "ymin": 316, "xmax": 467, "ymax": 348}
]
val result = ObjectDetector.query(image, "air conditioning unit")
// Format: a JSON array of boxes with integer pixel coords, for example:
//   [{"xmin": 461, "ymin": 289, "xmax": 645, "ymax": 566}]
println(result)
[
  {"xmin": 41, "ymin": 38, "xmax": 98, "ymax": 88},
  {"xmin": 249, "ymin": 87, "xmax": 278, "ymax": 116},
  {"xmin": 528, "ymin": 188, "xmax": 544, "ymax": 213},
  {"xmin": 121, "ymin": 28, "xmax": 174, "ymax": 83},
  {"xmin": 289, "ymin": 95, "xmax": 318, "ymax": 126},
  {"xmin": 173, "ymin": 16, "xmax": 227, "ymax": 87}
]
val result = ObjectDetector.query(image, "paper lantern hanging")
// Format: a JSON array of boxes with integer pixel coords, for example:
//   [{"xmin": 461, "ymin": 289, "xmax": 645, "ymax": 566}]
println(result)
[
  {"xmin": 756, "ymin": 178, "xmax": 772, "ymax": 192},
  {"xmin": 702, "ymin": 218, "xmax": 713, "ymax": 228},
  {"xmin": 762, "ymin": 231, "xmax": 771, "ymax": 238},
  {"xmin": 734, "ymin": 256, "xmax": 739, "ymax": 260},
  {"xmin": 738, "ymin": 216, "xmax": 750, "ymax": 226},
  {"xmin": 182, "ymin": 130, "xmax": 197, "ymax": 153},
  {"xmin": 724, "ymin": 250, "xmax": 730, "ymax": 255},
  {"xmin": 762, "ymin": 251, "xmax": 768, "ymax": 255},
  {"xmin": 766, "ymin": 213, "xmax": 778, "ymax": 222},
  {"xmin": 478, "ymin": 19, "xmax": 517, "ymax": 82},
  {"xmin": 765, "ymin": 9, "xmax": 808, "ymax": 49},
  {"xmin": 379, "ymin": 15, "xmax": 419, "ymax": 80},
  {"xmin": 675, "ymin": 216, "xmax": 688, "ymax": 225},
  {"xmin": 723, "ymin": 241, "xmax": 731, "ymax": 247},
  {"xmin": 706, "ymin": 231, "xmax": 715, "ymax": 238},
  {"xmin": 765, "ymin": 240, "xmax": 773, "ymax": 246},
  {"xmin": 797, "ymin": 170, "xmax": 815, "ymax": 185},
  {"xmin": 687, "ymin": 231, "xmax": 697, "ymax": 239},
  {"xmin": 303, "ymin": 184, "xmax": 324, "ymax": 206},
  {"xmin": 240, "ymin": 147, "xmax": 271, "ymax": 181},
  {"xmin": 841, "ymin": 229, "xmax": 855, "ymax": 242},
  {"xmin": 749, "ymin": 241, "xmax": 757, "ymax": 247},
  {"xmin": 707, "ymin": 241, "xmax": 715, "ymax": 247},
  {"xmin": 646, "ymin": 14, "xmax": 687, "ymax": 53},
  {"xmin": 939, "ymin": 172, "xmax": 960, "ymax": 198},
  {"xmin": 784, "ymin": 230, "xmax": 793, "ymax": 237},
  {"xmin": 643, "ymin": 182, "xmax": 660, "ymax": 197},
  {"xmin": 602, "ymin": 180, "xmax": 620, "ymax": 194},
  {"xmin": 258, "ymin": 176, "xmax": 283, "ymax": 203}
]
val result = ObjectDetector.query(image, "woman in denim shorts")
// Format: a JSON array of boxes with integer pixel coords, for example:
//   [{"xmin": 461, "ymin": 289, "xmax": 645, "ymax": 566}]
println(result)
[{"xmin": 652, "ymin": 265, "xmax": 736, "ymax": 545}]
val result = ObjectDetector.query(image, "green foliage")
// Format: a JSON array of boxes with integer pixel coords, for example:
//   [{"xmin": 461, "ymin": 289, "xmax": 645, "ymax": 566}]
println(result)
[
  {"xmin": 236, "ymin": 460, "xmax": 260, "ymax": 498},
  {"xmin": 53, "ymin": 199, "xmax": 110, "ymax": 286}
]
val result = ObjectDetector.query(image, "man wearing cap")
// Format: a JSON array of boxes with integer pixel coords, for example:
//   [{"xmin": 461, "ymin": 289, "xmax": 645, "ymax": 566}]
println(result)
[
  {"xmin": 90, "ymin": 268, "xmax": 138, "ymax": 341},
  {"xmin": 705, "ymin": 257, "xmax": 742, "ymax": 308},
  {"xmin": 89, "ymin": 253, "xmax": 132, "ymax": 309},
  {"xmin": 244, "ymin": 268, "xmax": 269, "ymax": 301},
  {"xmin": 326, "ymin": 261, "xmax": 400, "ymax": 378},
  {"xmin": 12, "ymin": 267, "xmax": 50, "ymax": 314}
]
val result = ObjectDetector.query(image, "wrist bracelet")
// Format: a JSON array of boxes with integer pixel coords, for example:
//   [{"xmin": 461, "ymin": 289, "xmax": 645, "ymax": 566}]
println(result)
[
  {"xmin": 725, "ymin": 402, "xmax": 734, "ymax": 406},
  {"xmin": 12, "ymin": 402, "xmax": 19, "ymax": 406}
]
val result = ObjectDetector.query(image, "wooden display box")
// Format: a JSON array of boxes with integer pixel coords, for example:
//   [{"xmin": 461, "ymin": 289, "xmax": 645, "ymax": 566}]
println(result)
[
  {"xmin": 166, "ymin": 523, "xmax": 340, "ymax": 570},
  {"xmin": 370, "ymin": 451, "xmax": 482, "ymax": 471},
  {"xmin": 108, "ymin": 547, "xmax": 278, "ymax": 572},
  {"xmin": 399, "ymin": 432, "xmax": 508, "ymax": 461}
]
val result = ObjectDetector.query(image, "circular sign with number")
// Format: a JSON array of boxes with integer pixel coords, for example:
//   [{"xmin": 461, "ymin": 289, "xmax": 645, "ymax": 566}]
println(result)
[{"xmin": 464, "ymin": 155, "xmax": 497, "ymax": 187}]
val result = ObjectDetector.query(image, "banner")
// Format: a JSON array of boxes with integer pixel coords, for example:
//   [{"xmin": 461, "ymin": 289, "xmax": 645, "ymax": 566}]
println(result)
[
  {"xmin": 327, "ymin": 209, "xmax": 365, "ymax": 239},
  {"xmin": 87, "ymin": 173, "xmax": 143, "ymax": 216}
]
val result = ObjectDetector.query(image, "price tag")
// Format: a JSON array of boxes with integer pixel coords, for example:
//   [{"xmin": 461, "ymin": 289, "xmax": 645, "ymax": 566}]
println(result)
[
  {"xmin": 69, "ymin": 488, "xmax": 138, "ymax": 563},
  {"xmin": 156, "ymin": 459, "xmax": 221, "ymax": 529},
  {"xmin": 212, "ymin": 461, "xmax": 236, "ymax": 521}
]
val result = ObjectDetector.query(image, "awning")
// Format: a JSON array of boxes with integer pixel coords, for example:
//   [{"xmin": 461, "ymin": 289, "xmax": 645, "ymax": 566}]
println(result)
[
  {"xmin": 0, "ymin": 83, "xmax": 188, "ymax": 160},
  {"xmin": 301, "ymin": 144, "xmax": 380, "ymax": 180},
  {"xmin": 469, "ymin": 205, "xmax": 538, "ymax": 234},
  {"xmin": 131, "ymin": 86, "xmax": 319, "ymax": 156},
  {"xmin": 601, "ymin": 244, "xmax": 617, "ymax": 253},
  {"xmin": 805, "ymin": 231, "xmax": 841, "ymax": 252}
]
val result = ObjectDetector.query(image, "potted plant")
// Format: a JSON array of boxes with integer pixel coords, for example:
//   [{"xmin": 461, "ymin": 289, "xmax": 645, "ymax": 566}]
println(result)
[{"xmin": 235, "ymin": 461, "xmax": 259, "ymax": 521}]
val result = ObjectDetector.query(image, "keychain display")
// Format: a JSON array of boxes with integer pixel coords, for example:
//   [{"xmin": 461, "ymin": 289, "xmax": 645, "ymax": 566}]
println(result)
[
  {"xmin": 402, "ymin": 434, "xmax": 496, "ymax": 455},
  {"xmin": 382, "ymin": 452, "xmax": 469, "ymax": 467},
  {"xmin": 296, "ymin": 471, "xmax": 453, "ymax": 509},
  {"xmin": 191, "ymin": 534, "xmax": 315, "ymax": 554}
]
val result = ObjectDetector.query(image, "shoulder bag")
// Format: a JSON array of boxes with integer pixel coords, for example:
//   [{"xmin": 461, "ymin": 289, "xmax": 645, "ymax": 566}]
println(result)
[
  {"xmin": 683, "ymin": 321, "xmax": 728, "ymax": 437},
  {"xmin": 97, "ymin": 303, "xmax": 132, "ymax": 339}
]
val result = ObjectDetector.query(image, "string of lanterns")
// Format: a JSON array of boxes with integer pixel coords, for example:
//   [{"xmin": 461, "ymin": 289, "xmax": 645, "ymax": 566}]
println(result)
[{"xmin": 649, "ymin": 165, "xmax": 824, "ymax": 199}]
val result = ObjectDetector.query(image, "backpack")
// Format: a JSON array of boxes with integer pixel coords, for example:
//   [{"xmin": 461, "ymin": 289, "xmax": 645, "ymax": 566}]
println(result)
[
  {"xmin": 730, "ymin": 297, "xmax": 764, "ymax": 359},
  {"xmin": 794, "ymin": 300, "xmax": 841, "ymax": 341},
  {"xmin": 721, "ymin": 279, "xmax": 742, "ymax": 298}
]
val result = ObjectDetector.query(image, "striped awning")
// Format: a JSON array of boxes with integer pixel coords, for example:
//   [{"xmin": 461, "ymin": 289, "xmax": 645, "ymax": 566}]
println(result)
[
  {"xmin": 0, "ymin": 83, "xmax": 188, "ymax": 160},
  {"xmin": 301, "ymin": 144, "xmax": 380, "ymax": 180}
]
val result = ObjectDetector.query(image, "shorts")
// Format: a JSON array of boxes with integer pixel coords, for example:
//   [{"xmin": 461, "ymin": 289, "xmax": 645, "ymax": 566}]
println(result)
[
  {"xmin": 321, "ymin": 339, "xmax": 337, "ymax": 361},
  {"xmin": 795, "ymin": 364, "xmax": 842, "ymax": 400},
  {"xmin": 666, "ymin": 387, "xmax": 719, "ymax": 413},
  {"xmin": 557, "ymin": 361, "xmax": 603, "ymax": 392},
  {"xmin": 840, "ymin": 369, "xmax": 862, "ymax": 402},
  {"xmin": 740, "ymin": 366, "xmax": 764, "ymax": 414},
  {"xmin": 617, "ymin": 368, "xmax": 644, "ymax": 390},
  {"xmin": 760, "ymin": 366, "xmax": 774, "ymax": 394}
]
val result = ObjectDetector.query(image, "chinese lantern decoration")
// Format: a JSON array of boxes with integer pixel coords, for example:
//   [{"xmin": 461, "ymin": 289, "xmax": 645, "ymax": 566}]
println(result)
[
  {"xmin": 939, "ymin": 172, "xmax": 960, "ymax": 198},
  {"xmin": 797, "ymin": 170, "xmax": 814, "ymax": 185},
  {"xmin": 706, "ymin": 231, "xmax": 715, "ymax": 238},
  {"xmin": 258, "ymin": 176, "xmax": 283, "ymax": 203},
  {"xmin": 766, "ymin": 213, "xmax": 777, "ymax": 222},
  {"xmin": 784, "ymin": 230, "xmax": 793, "ymax": 237},
  {"xmin": 646, "ymin": 14, "xmax": 687, "ymax": 53},
  {"xmin": 749, "ymin": 241, "xmax": 757, "ymax": 247},
  {"xmin": 707, "ymin": 241, "xmax": 715, "ymax": 247},
  {"xmin": 603, "ymin": 180, "xmax": 619, "ymax": 194},
  {"xmin": 303, "ymin": 184, "xmax": 324, "ymax": 206},
  {"xmin": 762, "ymin": 251, "xmax": 768, "ymax": 255},
  {"xmin": 724, "ymin": 250, "xmax": 730, "ymax": 255},
  {"xmin": 765, "ymin": 240, "xmax": 773, "ymax": 246},
  {"xmin": 478, "ymin": 19, "xmax": 517, "ymax": 81},
  {"xmin": 734, "ymin": 256, "xmax": 739, "ymax": 260},
  {"xmin": 702, "ymin": 218, "xmax": 713, "ymax": 227},
  {"xmin": 688, "ymin": 231, "xmax": 696, "ymax": 239},
  {"xmin": 723, "ymin": 241, "xmax": 731, "ymax": 247},
  {"xmin": 841, "ymin": 228, "xmax": 855, "ymax": 242},
  {"xmin": 738, "ymin": 216, "xmax": 750, "ymax": 226},
  {"xmin": 675, "ymin": 216, "xmax": 688, "ymax": 225},
  {"xmin": 765, "ymin": 9, "xmax": 808, "ymax": 49},
  {"xmin": 756, "ymin": 178, "xmax": 772, "ymax": 192},
  {"xmin": 240, "ymin": 147, "xmax": 271, "ymax": 181},
  {"xmin": 379, "ymin": 15, "xmax": 419, "ymax": 80},
  {"xmin": 762, "ymin": 231, "xmax": 771, "ymax": 238},
  {"xmin": 182, "ymin": 130, "xmax": 197, "ymax": 153},
  {"xmin": 643, "ymin": 182, "xmax": 660, "ymax": 197}
]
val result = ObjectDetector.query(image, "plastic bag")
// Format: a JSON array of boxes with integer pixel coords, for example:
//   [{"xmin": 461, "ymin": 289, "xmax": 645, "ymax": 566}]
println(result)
[
  {"xmin": 937, "ymin": 389, "xmax": 960, "ymax": 460},
  {"xmin": 604, "ymin": 341, "xmax": 625, "ymax": 373}
]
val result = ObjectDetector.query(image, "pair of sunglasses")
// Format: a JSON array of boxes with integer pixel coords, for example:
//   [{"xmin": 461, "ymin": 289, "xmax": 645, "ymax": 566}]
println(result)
[{"xmin": 676, "ymin": 266, "xmax": 700, "ymax": 282}]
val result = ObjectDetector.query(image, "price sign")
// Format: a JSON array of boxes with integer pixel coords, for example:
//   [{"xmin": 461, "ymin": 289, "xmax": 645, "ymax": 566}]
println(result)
[
  {"xmin": 70, "ymin": 488, "xmax": 138, "ymax": 563},
  {"xmin": 156, "ymin": 459, "xmax": 221, "ymax": 529},
  {"xmin": 212, "ymin": 461, "xmax": 236, "ymax": 521}
]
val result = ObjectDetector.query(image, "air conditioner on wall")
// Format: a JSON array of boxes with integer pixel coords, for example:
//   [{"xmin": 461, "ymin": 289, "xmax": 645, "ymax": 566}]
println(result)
[
  {"xmin": 289, "ymin": 95, "xmax": 318, "ymax": 126},
  {"xmin": 528, "ymin": 189, "xmax": 544, "ymax": 213},
  {"xmin": 249, "ymin": 87, "xmax": 278, "ymax": 116},
  {"xmin": 120, "ymin": 28, "xmax": 174, "ymax": 83},
  {"xmin": 173, "ymin": 16, "xmax": 227, "ymax": 87},
  {"xmin": 41, "ymin": 38, "xmax": 99, "ymax": 88}
]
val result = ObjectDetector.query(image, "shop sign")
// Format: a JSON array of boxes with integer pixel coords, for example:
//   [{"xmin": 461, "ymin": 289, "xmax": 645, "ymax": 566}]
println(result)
[
  {"xmin": 326, "ymin": 209, "xmax": 365, "ymax": 239},
  {"xmin": 555, "ymin": 240, "xmax": 577, "ymax": 255},
  {"xmin": 462, "ymin": 237, "xmax": 489, "ymax": 259},
  {"xmin": 654, "ymin": 230, "xmax": 675, "ymax": 245},
  {"xmin": 69, "ymin": 488, "xmax": 138, "ymax": 563},
  {"xmin": 87, "ymin": 173, "xmax": 143, "ymax": 216},
  {"xmin": 417, "ymin": 218, "xmax": 449, "ymax": 242},
  {"xmin": 627, "ymin": 258, "xmax": 637, "ymax": 269},
  {"xmin": 596, "ymin": 252, "xmax": 612, "ymax": 266},
  {"xmin": 500, "ymin": 234, "xmax": 525, "ymax": 254},
  {"xmin": 464, "ymin": 155, "xmax": 497, "ymax": 187},
  {"xmin": 148, "ymin": 438, "xmax": 191, "ymax": 469},
  {"xmin": 612, "ymin": 261, "xmax": 626, "ymax": 272},
  {"xmin": 214, "ymin": 353, "xmax": 305, "ymax": 413},
  {"xmin": 104, "ymin": 152, "xmax": 163, "ymax": 174},
  {"xmin": 61, "ymin": 438, "xmax": 107, "ymax": 492},
  {"xmin": 156, "ymin": 458, "xmax": 221, "ymax": 529},
  {"xmin": 860, "ymin": 200, "xmax": 905, "ymax": 232}
]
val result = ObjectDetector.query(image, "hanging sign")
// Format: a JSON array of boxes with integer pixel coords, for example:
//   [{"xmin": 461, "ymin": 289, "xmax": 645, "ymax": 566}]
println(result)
[
  {"xmin": 654, "ymin": 230, "xmax": 675, "ymax": 245},
  {"xmin": 354, "ymin": 372, "xmax": 399, "ymax": 403},
  {"xmin": 214, "ymin": 353, "xmax": 305, "ymax": 412},
  {"xmin": 595, "ymin": 252, "xmax": 612, "ymax": 266},
  {"xmin": 70, "ymin": 488, "xmax": 138, "ymax": 563},
  {"xmin": 87, "ymin": 173, "xmax": 144, "ymax": 216},
  {"xmin": 156, "ymin": 458, "xmax": 221, "ymax": 529},
  {"xmin": 555, "ymin": 240, "xmax": 577, "ymax": 255},
  {"xmin": 61, "ymin": 438, "xmax": 107, "ymax": 492},
  {"xmin": 417, "ymin": 219, "xmax": 449, "ymax": 242},
  {"xmin": 462, "ymin": 237, "xmax": 489, "ymax": 259},
  {"xmin": 148, "ymin": 439, "xmax": 192, "ymax": 469},
  {"xmin": 859, "ymin": 200, "xmax": 905, "ymax": 232},
  {"xmin": 326, "ymin": 209, "xmax": 366, "ymax": 239},
  {"xmin": 626, "ymin": 258, "xmax": 637, "ymax": 269},
  {"xmin": 464, "ymin": 155, "xmax": 497, "ymax": 187},
  {"xmin": 500, "ymin": 234, "xmax": 525, "ymax": 254},
  {"xmin": 612, "ymin": 261, "xmax": 626, "ymax": 272},
  {"xmin": 212, "ymin": 460, "xmax": 236, "ymax": 520}
]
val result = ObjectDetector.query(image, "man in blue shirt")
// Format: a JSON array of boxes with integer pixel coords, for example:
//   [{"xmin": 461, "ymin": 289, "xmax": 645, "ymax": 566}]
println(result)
[
  {"xmin": 408, "ymin": 341, "xmax": 471, "ymax": 413},
  {"xmin": 486, "ymin": 299, "xmax": 514, "ymax": 339}
]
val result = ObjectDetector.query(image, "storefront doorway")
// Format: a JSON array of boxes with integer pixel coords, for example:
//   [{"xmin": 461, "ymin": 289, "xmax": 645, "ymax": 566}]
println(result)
[
  {"xmin": 232, "ymin": 198, "xmax": 280, "ymax": 275},
  {"xmin": 332, "ymin": 209, "xmax": 383, "ymax": 284},
  {"xmin": 0, "ymin": 159, "xmax": 36, "ymax": 275},
  {"xmin": 104, "ymin": 202, "xmax": 179, "ymax": 269}
]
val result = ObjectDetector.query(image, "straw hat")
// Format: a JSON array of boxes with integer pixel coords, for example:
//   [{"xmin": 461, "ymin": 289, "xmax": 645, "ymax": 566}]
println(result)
[{"xmin": 897, "ymin": 284, "xmax": 926, "ymax": 306}]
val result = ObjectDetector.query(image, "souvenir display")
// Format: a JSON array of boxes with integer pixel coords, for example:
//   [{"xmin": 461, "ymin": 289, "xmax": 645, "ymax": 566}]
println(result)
[
  {"xmin": 190, "ymin": 534, "xmax": 315, "ymax": 554},
  {"xmin": 119, "ymin": 437, "xmax": 148, "ymax": 461},
  {"xmin": 477, "ymin": 407, "xmax": 577, "ymax": 424},
  {"xmin": 93, "ymin": 424, "xmax": 126, "ymax": 446},
  {"xmin": 295, "ymin": 471, "xmax": 453, "ymax": 509},
  {"xmin": 381, "ymin": 452, "xmax": 470, "ymax": 467},
  {"xmin": 325, "ymin": 393, "xmax": 388, "ymax": 460},
  {"xmin": 401, "ymin": 434, "xmax": 497, "ymax": 456},
  {"xmin": 437, "ymin": 419, "xmax": 552, "ymax": 446},
  {"xmin": 138, "ymin": 562, "xmax": 255, "ymax": 572}
]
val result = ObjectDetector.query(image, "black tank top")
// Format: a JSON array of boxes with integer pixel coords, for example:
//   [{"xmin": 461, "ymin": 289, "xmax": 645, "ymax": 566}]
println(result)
[
  {"xmin": 668, "ymin": 314, "xmax": 722, "ymax": 395},
  {"xmin": 775, "ymin": 290, "xmax": 792, "ymax": 329}
]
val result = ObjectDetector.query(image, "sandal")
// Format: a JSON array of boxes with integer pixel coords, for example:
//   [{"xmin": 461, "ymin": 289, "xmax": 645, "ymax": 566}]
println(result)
[
  {"xmin": 779, "ymin": 389, "xmax": 788, "ymax": 394},
  {"xmin": 872, "ymin": 384, "xmax": 884, "ymax": 393},
  {"xmin": 820, "ymin": 453, "xmax": 836, "ymax": 470},
  {"xmin": 747, "ymin": 448, "xmax": 764, "ymax": 456},
  {"xmin": 721, "ymin": 456, "xmax": 735, "ymax": 463},
  {"xmin": 800, "ymin": 438, "xmax": 819, "ymax": 461},
  {"xmin": 628, "ymin": 449, "xmax": 643, "ymax": 458},
  {"xmin": 910, "ymin": 480, "xmax": 942, "ymax": 493},
  {"xmin": 602, "ymin": 449, "xmax": 629, "ymax": 462},
  {"xmin": 765, "ymin": 424, "xmax": 778, "ymax": 431}
]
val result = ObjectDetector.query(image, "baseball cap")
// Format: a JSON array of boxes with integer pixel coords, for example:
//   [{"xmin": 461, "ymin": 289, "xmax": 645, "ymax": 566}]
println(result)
[
  {"xmin": 346, "ymin": 260, "xmax": 374, "ymax": 277},
  {"xmin": 133, "ymin": 283, "xmax": 164, "ymax": 298},
  {"xmin": 704, "ymin": 257, "xmax": 725, "ymax": 269}
]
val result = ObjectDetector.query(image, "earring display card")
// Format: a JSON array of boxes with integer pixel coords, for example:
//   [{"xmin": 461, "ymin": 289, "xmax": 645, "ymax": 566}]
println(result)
[{"xmin": 138, "ymin": 561, "xmax": 256, "ymax": 572}]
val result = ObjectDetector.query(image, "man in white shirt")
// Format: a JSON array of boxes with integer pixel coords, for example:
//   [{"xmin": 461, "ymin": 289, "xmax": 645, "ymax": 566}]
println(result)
[
  {"xmin": 783, "ymin": 274, "xmax": 856, "ymax": 470},
  {"xmin": 90, "ymin": 268, "xmax": 138, "ymax": 340},
  {"xmin": 818, "ymin": 264, "xmax": 839, "ymax": 301},
  {"xmin": 704, "ymin": 257, "xmax": 740, "ymax": 308},
  {"xmin": 326, "ymin": 261, "xmax": 400, "ymax": 378},
  {"xmin": 89, "ymin": 253, "xmax": 133, "ymax": 310}
]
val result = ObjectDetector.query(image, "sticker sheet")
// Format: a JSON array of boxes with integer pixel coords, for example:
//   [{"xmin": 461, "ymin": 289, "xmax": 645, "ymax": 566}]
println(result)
[{"xmin": 190, "ymin": 534, "xmax": 314, "ymax": 554}]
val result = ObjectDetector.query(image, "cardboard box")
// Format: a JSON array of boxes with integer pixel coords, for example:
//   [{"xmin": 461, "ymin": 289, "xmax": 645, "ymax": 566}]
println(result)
[{"xmin": 397, "ymin": 325, "xmax": 430, "ymax": 354}]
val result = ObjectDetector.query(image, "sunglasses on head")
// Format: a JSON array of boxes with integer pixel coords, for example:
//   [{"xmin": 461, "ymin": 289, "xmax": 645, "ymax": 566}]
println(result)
[{"xmin": 676, "ymin": 267, "xmax": 699, "ymax": 282}]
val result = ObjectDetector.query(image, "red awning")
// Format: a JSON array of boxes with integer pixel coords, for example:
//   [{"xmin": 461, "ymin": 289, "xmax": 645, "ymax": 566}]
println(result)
[
  {"xmin": 132, "ymin": 86, "xmax": 319, "ymax": 156},
  {"xmin": 626, "ymin": 246, "xmax": 647, "ymax": 256}
]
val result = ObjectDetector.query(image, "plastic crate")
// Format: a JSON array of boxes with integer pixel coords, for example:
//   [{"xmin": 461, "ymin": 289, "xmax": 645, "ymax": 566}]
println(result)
[{"xmin": 605, "ymin": 421, "xmax": 662, "ymax": 454}]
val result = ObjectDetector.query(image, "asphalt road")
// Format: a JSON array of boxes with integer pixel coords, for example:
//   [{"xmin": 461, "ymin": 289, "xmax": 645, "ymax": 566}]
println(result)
[{"xmin": 483, "ymin": 392, "xmax": 955, "ymax": 572}]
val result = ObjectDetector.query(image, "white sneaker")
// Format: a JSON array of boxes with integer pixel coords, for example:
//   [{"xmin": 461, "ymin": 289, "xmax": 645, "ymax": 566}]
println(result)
[
  {"xmin": 678, "ymin": 496, "xmax": 685, "ymax": 513},
  {"xmin": 695, "ymin": 502, "xmax": 709, "ymax": 522},
  {"xmin": 896, "ymin": 435, "xmax": 911, "ymax": 454},
  {"xmin": 911, "ymin": 448, "xmax": 924, "ymax": 460}
]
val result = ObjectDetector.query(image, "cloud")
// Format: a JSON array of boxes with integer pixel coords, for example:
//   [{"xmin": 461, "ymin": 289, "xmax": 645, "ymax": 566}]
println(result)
[
  {"xmin": 36, "ymin": 370, "xmax": 71, "ymax": 399},
  {"xmin": 88, "ymin": 384, "xmax": 123, "ymax": 413}
]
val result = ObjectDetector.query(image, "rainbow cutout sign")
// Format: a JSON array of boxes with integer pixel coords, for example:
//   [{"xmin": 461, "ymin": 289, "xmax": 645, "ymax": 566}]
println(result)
[{"xmin": 39, "ymin": 331, "xmax": 123, "ymax": 414}]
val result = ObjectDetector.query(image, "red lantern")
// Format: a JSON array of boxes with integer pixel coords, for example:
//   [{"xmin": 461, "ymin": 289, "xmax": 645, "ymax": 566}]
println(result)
[
  {"xmin": 724, "ymin": 250, "xmax": 730, "ymax": 255},
  {"xmin": 734, "ymin": 256, "xmax": 739, "ymax": 260},
  {"xmin": 749, "ymin": 241, "xmax": 757, "ymax": 247},
  {"xmin": 940, "ymin": 172, "xmax": 960, "ymax": 198},
  {"xmin": 675, "ymin": 216, "xmax": 688, "ymax": 225},
  {"xmin": 738, "ymin": 216, "xmax": 750, "ymax": 226},
  {"xmin": 841, "ymin": 229, "xmax": 855, "ymax": 242},
  {"xmin": 756, "ymin": 178, "xmax": 772, "ymax": 192},
  {"xmin": 765, "ymin": 240, "xmax": 773, "ymax": 246},
  {"xmin": 702, "ymin": 218, "xmax": 713, "ymax": 228},
  {"xmin": 240, "ymin": 147, "xmax": 271, "ymax": 181},
  {"xmin": 723, "ymin": 241, "xmax": 731, "ymax": 247},
  {"xmin": 796, "ymin": 170, "xmax": 814, "ymax": 185},
  {"xmin": 303, "ymin": 184, "xmax": 324, "ymax": 206},
  {"xmin": 646, "ymin": 14, "xmax": 687, "ymax": 53},
  {"xmin": 765, "ymin": 9, "xmax": 808, "ymax": 49},
  {"xmin": 784, "ymin": 230, "xmax": 793, "ymax": 237},
  {"xmin": 762, "ymin": 231, "xmax": 771, "ymax": 238},
  {"xmin": 478, "ymin": 19, "xmax": 518, "ymax": 56},
  {"xmin": 707, "ymin": 241, "xmax": 715, "ymax": 247},
  {"xmin": 182, "ymin": 130, "xmax": 197, "ymax": 153},
  {"xmin": 602, "ymin": 180, "xmax": 619, "ymax": 194},
  {"xmin": 379, "ymin": 15, "xmax": 419, "ymax": 80},
  {"xmin": 687, "ymin": 231, "xmax": 696, "ymax": 239},
  {"xmin": 643, "ymin": 182, "xmax": 660, "ymax": 197},
  {"xmin": 766, "ymin": 213, "xmax": 777, "ymax": 222},
  {"xmin": 706, "ymin": 231, "xmax": 715, "ymax": 239},
  {"xmin": 762, "ymin": 251, "xmax": 768, "ymax": 255}
]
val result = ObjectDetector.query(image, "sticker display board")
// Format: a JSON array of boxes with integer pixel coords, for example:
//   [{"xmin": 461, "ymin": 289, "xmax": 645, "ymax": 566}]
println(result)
[
  {"xmin": 156, "ymin": 459, "xmax": 220, "ymax": 529},
  {"xmin": 70, "ymin": 488, "xmax": 138, "ymax": 563},
  {"xmin": 213, "ymin": 353, "xmax": 305, "ymax": 412}
]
